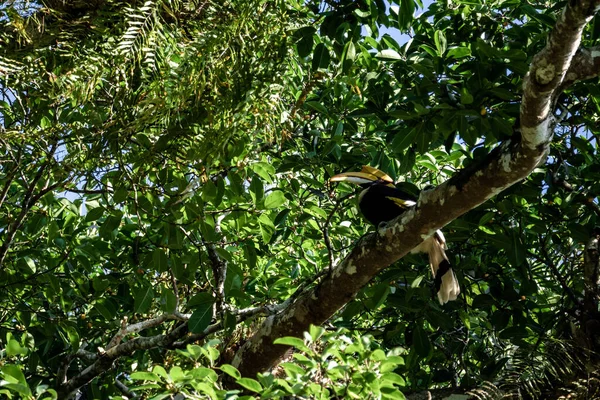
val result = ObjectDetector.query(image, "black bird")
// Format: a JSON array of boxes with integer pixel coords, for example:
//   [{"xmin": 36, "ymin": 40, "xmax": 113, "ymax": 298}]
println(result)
[{"xmin": 330, "ymin": 165, "xmax": 460, "ymax": 304}]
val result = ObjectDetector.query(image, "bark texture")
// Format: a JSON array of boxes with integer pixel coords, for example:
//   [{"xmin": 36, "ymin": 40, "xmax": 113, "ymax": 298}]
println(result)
[{"xmin": 230, "ymin": 0, "xmax": 600, "ymax": 379}]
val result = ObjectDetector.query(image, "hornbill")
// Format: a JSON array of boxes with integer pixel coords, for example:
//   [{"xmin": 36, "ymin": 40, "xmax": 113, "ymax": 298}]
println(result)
[{"xmin": 330, "ymin": 165, "xmax": 460, "ymax": 304}]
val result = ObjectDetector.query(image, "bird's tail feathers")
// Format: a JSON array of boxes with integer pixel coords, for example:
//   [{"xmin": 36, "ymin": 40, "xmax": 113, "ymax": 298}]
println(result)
[{"xmin": 428, "ymin": 236, "xmax": 460, "ymax": 305}]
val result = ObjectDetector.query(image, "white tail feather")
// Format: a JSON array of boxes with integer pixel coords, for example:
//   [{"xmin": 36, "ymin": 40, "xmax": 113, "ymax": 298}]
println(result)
[{"xmin": 411, "ymin": 230, "xmax": 460, "ymax": 304}]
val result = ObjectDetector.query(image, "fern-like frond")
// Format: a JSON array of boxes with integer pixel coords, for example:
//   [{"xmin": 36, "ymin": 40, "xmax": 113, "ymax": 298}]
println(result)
[
  {"xmin": 118, "ymin": 0, "xmax": 160, "ymax": 61},
  {"xmin": 0, "ymin": 56, "xmax": 23, "ymax": 76},
  {"xmin": 494, "ymin": 339, "xmax": 588, "ymax": 399}
]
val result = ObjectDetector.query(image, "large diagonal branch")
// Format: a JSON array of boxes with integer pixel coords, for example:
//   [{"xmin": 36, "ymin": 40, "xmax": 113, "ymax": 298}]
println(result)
[{"xmin": 230, "ymin": 0, "xmax": 600, "ymax": 379}]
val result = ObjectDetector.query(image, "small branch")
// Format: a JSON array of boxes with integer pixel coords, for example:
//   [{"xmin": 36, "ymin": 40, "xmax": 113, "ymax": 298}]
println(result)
[
  {"xmin": 57, "ymin": 345, "xmax": 95, "ymax": 384},
  {"xmin": 63, "ymin": 187, "xmax": 110, "ymax": 195},
  {"xmin": 521, "ymin": 0, "xmax": 600, "ymax": 148},
  {"xmin": 0, "ymin": 150, "xmax": 22, "ymax": 209},
  {"xmin": 200, "ymin": 212, "xmax": 228, "ymax": 316},
  {"xmin": 322, "ymin": 193, "xmax": 354, "ymax": 270},
  {"xmin": 560, "ymin": 45, "xmax": 600, "ymax": 90},
  {"xmin": 172, "ymin": 299, "xmax": 293, "ymax": 348},
  {"xmin": 59, "ymin": 323, "xmax": 189, "ymax": 398},
  {"xmin": 106, "ymin": 313, "xmax": 188, "ymax": 350},
  {"xmin": 115, "ymin": 376, "xmax": 139, "ymax": 398},
  {"xmin": 170, "ymin": 268, "xmax": 180, "ymax": 312},
  {"xmin": 0, "ymin": 180, "xmax": 64, "ymax": 269}
]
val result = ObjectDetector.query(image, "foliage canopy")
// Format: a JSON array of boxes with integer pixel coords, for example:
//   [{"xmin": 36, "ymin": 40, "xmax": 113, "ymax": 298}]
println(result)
[{"xmin": 1, "ymin": 0, "xmax": 600, "ymax": 398}]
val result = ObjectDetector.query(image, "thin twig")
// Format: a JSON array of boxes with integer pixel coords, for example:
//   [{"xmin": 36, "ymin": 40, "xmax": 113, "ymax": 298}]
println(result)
[{"xmin": 322, "ymin": 192, "xmax": 354, "ymax": 270}]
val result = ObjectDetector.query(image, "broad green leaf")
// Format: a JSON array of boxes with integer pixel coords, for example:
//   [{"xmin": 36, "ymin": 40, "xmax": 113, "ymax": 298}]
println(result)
[
  {"xmin": 236, "ymin": 377, "xmax": 262, "ymax": 393},
  {"xmin": 308, "ymin": 325, "xmax": 325, "ymax": 342},
  {"xmin": 391, "ymin": 129, "xmax": 417, "ymax": 153},
  {"xmin": 499, "ymin": 325, "xmax": 531, "ymax": 340},
  {"xmin": 99, "ymin": 213, "xmax": 122, "ymax": 238},
  {"xmin": 1, "ymin": 365, "xmax": 27, "ymax": 386},
  {"xmin": 446, "ymin": 46, "xmax": 471, "ymax": 59},
  {"xmin": 220, "ymin": 364, "xmax": 241, "ymax": 380},
  {"xmin": 188, "ymin": 302, "xmax": 214, "ymax": 333},
  {"xmin": 398, "ymin": 0, "xmax": 415, "ymax": 30},
  {"xmin": 250, "ymin": 162, "xmax": 275, "ymax": 183},
  {"xmin": 381, "ymin": 372, "xmax": 406, "ymax": 386},
  {"xmin": 258, "ymin": 213, "xmax": 275, "ymax": 243},
  {"xmin": 85, "ymin": 206, "xmax": 105, "ymax": 222},
  {"xmin": 134, "ymin": 286, "xmax": 154, "ymax": 314},
  {"xmin": 264, "ymin": 191, "xmax": 285, "ymax": 209},
  {"xmin": 274, "ymin": 336, "xmax": 310, "ymax": 352},
  {"xmin": 162, "ymin": 288, "xmax": 177, "ymax": 313},
  {"xmin": 130, "ymin": 371, "xmax": 162, "ymax": 382},
  {"xmin": 169, "ymin": 366, "xmax": 184, "ymax": 382},
  {"xmin": 412, "ymin": 326, "xmax": 432, "ymax": 358},
  {"xmin": 305, "ymin": 101, "xmax": 328, "ymax": 114},
  {"xmin": 187, "ymin": 292, "xmax": 214, "ymax": 309},
  {"xmin": 152, "ymin": 248, "xmax": 168, "ymax": 272},
  {"xmin": 312, "ymin": 43, "xmax": 330, "ymax": 70},
  {"xmin": 376, "ymin": 49, "xmax": 402, "ymax": 60},
  {"xmin": 434, "ymin": 30, "xmax": 447, "ymax": 55},
  {"xmin": 296, "ymin": 27, "xmax": 315, "ymax": 58}
]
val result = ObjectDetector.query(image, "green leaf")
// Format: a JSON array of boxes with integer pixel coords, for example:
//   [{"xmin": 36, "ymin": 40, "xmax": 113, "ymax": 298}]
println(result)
[
  {"xmin": 94, "ymin": 299, "xmax": 116, "ymax": 320},
  {"xmin": 40, "ymin": 115, "xmax": 52, "ymax": 129},
  {"xmin": 162, "ymin": 288, "xmax": 177, "ymax": 313},
  {"xmin": 398, "ymin": 0, "xmax": 415, "ymax": 30},
  {"xmin": 186, "ymin": 345, "xmax": 203, "ymax": 360},
  {"xmin": 499, "ymin": 325, "xmax": 531, "ymax": 340},
  {"xmin": 152, "ymin": 249, "xmax": 168, "ymax": 272},
  {"xmin": 381, "ymin": 372, "xmax": 406, "ymax": 386},
  {"xmin": 130, "ymin": 371, "xmax": 162, "ymax": 382},
  {"xmin": 296, "ymin": 27, "xmax": 315, "ymax": 58},
  {"xmin": 85, "ymin": 206, "xmax": 105, "ymax": 222},
  {"xmin": 274, "ymin": 336, "xmax": 310, "ymax": 352},
  {"xmin": 460, "ymin": 87, "xmax": 474, "ymax": 105},
  {"xmin": 99, "ymin": 213, "xmax": 122, "ymax": 238},
  {"xmin": 507, "ymin": 233, "xmax": 526, "ymax": 267},
  {"xmin": 264, "ymin": 191, "xmax": 285, "ymax": 209},
  {"xmin": 258, "ymin": 213, "xmax": 275, "ymax": 243},
  {"xmin": 0, "ymin": 383, "xmax": 31, "ymax": 397},
  {"xmin": 250, "ymin": 162, "xmax": 275, "ymax": 183},
  {"xmin": 63, "ymin": 324, "xmax": 80, "ymax": 350},
  {"xmin": 187, "ymin": 292, "xmax": 214, "ymax": 309},
  {"xmin": 309, "ymin": 325, "xmax": 325, "ymax": 342},
  {"xmin": 220, "ymin": 364, "xmax": 241, "ymax": 380},
  {"xmin": 169, "ymin": 366, "xmax": 185, "ymax": 382},
  {"xmin": 1, "ymin": 365, "xmax": 27, "ymax": 386},
  {"xmin": 412, "ymin": 326, "xmax": 432, "ymax": 358},
  {"xmin": 364, "ymin": 284, "xmax": 390, "ymax": 310},
  {"xmin": 391, "ymin": 129, "xmax": 417, "ymax": 153},
  {"xmin": 376, "ymin": 49, "xmax": 402, "ymax": 60},
  {"xmin": 188, "ymin": 302, "xmax": 214, "ymax": 333},
  {"xmin": 312, "ymin": 43, "xmax": 330, "ymax": 70},
  {"xmin": 134, "ymin": 286, "xmax": 154, "ymax": 314},
  {"xmin": 236, "ymin": 377, "xmax": 263, "ymax": 393},
  {"xmin": 434, "ymin": 30, "xmax": 447, "ymax": 56},
  {"xmin": 305, "ymin": 101, "xmax": 328, "ymax": 114},
  {"xmin": 446, "ymin": 46, "xmax": 471, "ymax": 59}
]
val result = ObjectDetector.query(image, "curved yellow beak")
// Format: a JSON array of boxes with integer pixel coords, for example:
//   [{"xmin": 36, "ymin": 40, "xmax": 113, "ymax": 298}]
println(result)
[{"xmin": 330, "ymin": 166, "xmax": 395, "ymax": 186}]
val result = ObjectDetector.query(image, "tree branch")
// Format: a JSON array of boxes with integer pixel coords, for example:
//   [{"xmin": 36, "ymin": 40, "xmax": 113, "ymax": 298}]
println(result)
[
  {"xmin": 521, "ymin": 0, "xmax": 600, "ymax": 140},
  {"xmin": 201, "ymin": 213, "xmax": 228, "ymax": 316},
  {"xmin": 59, "ymin": 323, "xmax": 189, "ymax": 399},
  {"xmin": 560, "ymin": 45, "xmax": 600, "ymax": 90},
  {"xmin": 229, "ymin": 0, "xmax": 600, "ymax": 379}
]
